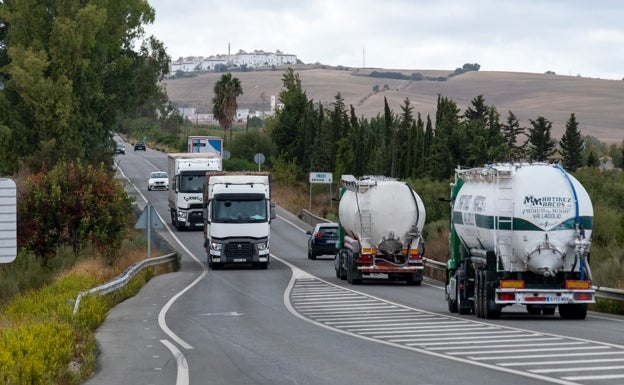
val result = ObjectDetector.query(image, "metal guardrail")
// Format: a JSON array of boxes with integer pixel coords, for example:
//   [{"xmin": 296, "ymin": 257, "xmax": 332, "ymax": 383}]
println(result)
[
  {"xmin": 73, "ymin": 253, "xmax": 177, "ymax": 315},
  {"xmin": 593, "ymin": 286, "xmax": 624, "ymax": 301},
  {"xmin": 300, "ymin": 209, "xmax": 624, "ymax": 302}
]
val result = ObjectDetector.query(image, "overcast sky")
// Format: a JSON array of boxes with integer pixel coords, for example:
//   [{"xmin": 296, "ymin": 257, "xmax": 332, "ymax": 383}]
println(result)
[{"xmin": 144, "ymin": 0, "xmax": 624, "ymax": 80}]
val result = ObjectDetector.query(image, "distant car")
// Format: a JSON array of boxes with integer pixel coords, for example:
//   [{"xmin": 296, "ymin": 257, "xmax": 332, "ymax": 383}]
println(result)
[
  {"xmin": 134, "ymin": 141, "xmax": 146, "ymax": 151},
  {"xmin": 307, "ymin": 222, "xmax": 339, "ymax": 260},
  {"xmin": 148, "ymin": 171, "xmax": 169, "ymax": 191},
  {"xmin": 115, "ymin": 143, "xmax": 125, "ymax": 155}
]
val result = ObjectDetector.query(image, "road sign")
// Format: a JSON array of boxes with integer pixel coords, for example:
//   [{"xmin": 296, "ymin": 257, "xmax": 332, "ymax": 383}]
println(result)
[
  {"xmin": 309, "ymin": 172, "xmax": 333, "ymax": 184},
  {"xmin": 308, "ymin": 172, "xmax": 333, "ymax": 210},
  {"xmin": 0, "ymin": 178, "xmax": 16, "ymax": 263},
  {"xmin": 135, "ymin": 202, "xmax": 165, "ymax": 259},
  {"xmin": 254, "ymin": 153, "xmax": 265, "ymax": 171},
  {"xmin": 135, "ymin": 202, "xmax": 165, "ymax": 229}
]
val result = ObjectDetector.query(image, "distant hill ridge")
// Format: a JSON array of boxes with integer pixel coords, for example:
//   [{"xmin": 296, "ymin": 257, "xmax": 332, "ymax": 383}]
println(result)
[{"xmin": 163, "ymin": 65, "xmax": 623, "ymax": 143}]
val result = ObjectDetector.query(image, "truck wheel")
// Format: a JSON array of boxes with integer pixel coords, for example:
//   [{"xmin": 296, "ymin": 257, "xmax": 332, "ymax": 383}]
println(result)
[
  {"xmin": 339, "ymin": 252, "xmax": 347, "ymax": 280},
  {"xmin": 447, "ymin": 272, "xmax": 458, "ymax": 313},
  {"xmin": 457, "ymin": 272, "xmax": 471, "ymax": 315},
  {"xmin": 482, "ymin": 270, "xmax": 501, "ymax": 319},
  {"xmin": 334, "ymin": 253, "xmax": 341, "ymax": 278},
  {"xmin": 405, "ymin": 273, "xmax": 422, "ymax": 286},
  {"xmin": 335, "ymin": 251, "xmax": 347, "ymax": 280},
  {"xmin": 474, "ymin": 270, "xmax": 483, "ymax": 318},
  {"xmin": 346, "ymin": 253, "xmax": 361, "ymax": 285},
  {"xmin": 448, "ymin": 291, "xmax": 458, "ymax": 313}
]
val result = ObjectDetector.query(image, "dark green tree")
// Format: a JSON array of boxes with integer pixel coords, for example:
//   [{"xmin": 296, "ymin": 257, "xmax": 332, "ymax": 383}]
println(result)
[
  {"xmin": 0, "ymin": 0, "xmax": 169, "ymax": 173},
  {"xmin": 586, "ymin": 150, "xmax": 599, "ymax": 167},
  {"xmin": 428, "ymin": 95, "xmax": 461, "ymax": 179},
  {"xmin": 268, "ymin": 68, "xmax": 316, "ymax": 173},
  {"xmin": 559, "ymin": 113, "xmax": 584, "ymax": 171},
  {"xmin": 463, "ymin": 95, "xmax": 489, "ymax": 166},
  {"xmin": 396, "ymin": 98, "xmax": 414, "ymax": 178},
  {"xmin": 527, "ymin": 116, "xmax": 557, "ymax": 161},
  {"xmin": 383, "ymin": 97, "xmax": 396, "ymax": 176},
  {"xmin": 501, "ymin": 111, "xmax": 527, "ymax": 161},
  {"xmin": 485, "ymin": 106, "xmax": 508, "ymax": 162},
  {"xmin": 212, "ymin": 72, "xmax": 243, "ymax": 147}
]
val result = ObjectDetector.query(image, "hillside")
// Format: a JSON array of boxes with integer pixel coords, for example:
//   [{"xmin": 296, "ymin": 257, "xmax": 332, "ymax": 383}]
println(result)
[{"xmin": 162, "ymin": 66, "xmax": 624, "ymax": 143}]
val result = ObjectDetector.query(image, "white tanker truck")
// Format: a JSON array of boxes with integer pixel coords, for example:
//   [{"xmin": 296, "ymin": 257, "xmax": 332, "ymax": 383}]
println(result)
[
  {"xmin": 334, "ymin": 175, "xmax": 426, "ymax": 285},
  {"xmin": 446, "ymin": 163, "xmax": 595, "ymax": 319}
]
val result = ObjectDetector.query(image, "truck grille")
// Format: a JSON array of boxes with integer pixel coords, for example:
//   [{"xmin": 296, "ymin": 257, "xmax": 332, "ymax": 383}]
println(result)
[
  {"xmin": 189, "ymin": 211, "xmax": 203, "ymax": 224},
  {"xmin": 225, "ymin": 242, "xmax": 254, "ymax": 258}
]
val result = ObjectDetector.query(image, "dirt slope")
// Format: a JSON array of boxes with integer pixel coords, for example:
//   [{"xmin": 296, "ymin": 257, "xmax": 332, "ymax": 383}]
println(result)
[{"xmin": 162, "ymin": 66, "xmax": 624, "ymax": 143}]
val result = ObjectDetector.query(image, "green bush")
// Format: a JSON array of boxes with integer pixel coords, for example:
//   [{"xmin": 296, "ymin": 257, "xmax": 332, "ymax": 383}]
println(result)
[
  {"xmin": 17, "ymin": 160, "xmax": 133, "ymax": 264},
  {"xmin": 223, "ymin": 157, "xmax": 257, "ymax": 171},
  {"xmin": 407, "ymin": 177, "xmax": 450, "ymax": 224},
  {"xmin": 270, "ymin": 154, "xmax": 298, "ymax": 185}
]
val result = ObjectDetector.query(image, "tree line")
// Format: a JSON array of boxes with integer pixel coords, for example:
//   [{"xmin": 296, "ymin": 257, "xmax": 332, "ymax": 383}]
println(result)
[
  {"xmin": 266, "ymin": 68, "xmax": 609, "ymax": 183},
  {"xmin": 0, "ymin": 0, "xmax": 174, "ymax": 175}
]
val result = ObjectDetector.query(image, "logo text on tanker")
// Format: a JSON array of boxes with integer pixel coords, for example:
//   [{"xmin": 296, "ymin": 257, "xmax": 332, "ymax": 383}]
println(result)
[{"xmin": 522, "ymin": 195, "xmax": 572, "ymax": 219}]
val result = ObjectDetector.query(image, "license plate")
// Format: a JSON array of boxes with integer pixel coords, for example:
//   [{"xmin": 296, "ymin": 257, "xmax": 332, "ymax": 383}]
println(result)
[
  {"xmin": 526, "ymin": 296, "xmax": 568, "ymax": 304},
  {"xmin": 234, "ymin": 258, "xmax": 247, "ymax": 262}
]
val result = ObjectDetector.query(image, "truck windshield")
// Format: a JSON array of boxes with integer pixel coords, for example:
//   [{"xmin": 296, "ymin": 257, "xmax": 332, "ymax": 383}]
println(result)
[
  {"xmin": 212, "ymin": 199, "xmax": 267, "ymax": 223},
  {"xmin": 178, "ymin": 174, "xmax": 205, "ymax": 193}
]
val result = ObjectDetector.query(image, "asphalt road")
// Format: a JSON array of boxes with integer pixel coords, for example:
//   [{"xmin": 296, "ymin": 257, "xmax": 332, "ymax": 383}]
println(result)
[{"xmin": 84, "ymin": 141, "xmax": 624, "ymax": 385}]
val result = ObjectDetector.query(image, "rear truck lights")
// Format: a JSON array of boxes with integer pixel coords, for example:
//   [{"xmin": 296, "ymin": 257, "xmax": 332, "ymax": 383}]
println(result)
[
  {"xmin": 498, "ymin": 292, "xmax": 516, "ymax": 301},
  {"xmin": 573, "ymin": 292, "xmax": 594, "ymax": 301},
  {"xmin": 357, "ymin": 254, "xmax": 373, "ymax": 264},
  {"xmin": 407, "ymin": 249, "xmax": 421, "ymax": 260}
]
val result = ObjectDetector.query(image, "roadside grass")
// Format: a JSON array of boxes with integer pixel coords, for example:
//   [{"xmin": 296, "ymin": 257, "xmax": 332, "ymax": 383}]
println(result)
[{"xmin": 0, "ymin": 227, "xmax": 175, "ymax": 385}]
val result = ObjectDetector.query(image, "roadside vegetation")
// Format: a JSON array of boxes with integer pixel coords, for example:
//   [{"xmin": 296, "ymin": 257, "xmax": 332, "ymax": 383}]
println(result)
[{"xmin": 1, "ymin": 1, "xmax": 623, "ymax": 383}]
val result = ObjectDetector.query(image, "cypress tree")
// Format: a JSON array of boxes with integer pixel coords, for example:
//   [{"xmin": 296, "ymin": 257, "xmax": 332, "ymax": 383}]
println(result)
[
  {"xmin": 527, "ymin": 116, "xmax": 557, "ymax": 162},
  {"xmin": 559, "ymin": 113, "xmax": 584, "ymax": 171}
]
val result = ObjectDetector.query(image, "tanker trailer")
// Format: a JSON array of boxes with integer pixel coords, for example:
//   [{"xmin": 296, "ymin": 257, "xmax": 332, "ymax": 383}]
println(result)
[
  {"xmin": 445, "ymin": 163, "xmax": 594, "ymax": 319},
  {"xmin": 334, "ymin": 175, "xmax": 426, "ymax": 285}
]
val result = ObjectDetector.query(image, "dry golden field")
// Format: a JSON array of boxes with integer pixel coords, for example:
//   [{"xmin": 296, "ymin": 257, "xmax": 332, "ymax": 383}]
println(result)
[{"xmin": 163, "ymin": 65, "xmax": 624, "ymax": 143}]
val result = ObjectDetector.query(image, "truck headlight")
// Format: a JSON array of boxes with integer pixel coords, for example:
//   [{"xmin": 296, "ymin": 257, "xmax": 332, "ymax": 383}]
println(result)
[
  {"xmin": 211, "ymin": 242, "xmax": 222, "ymax": 251},
  {"xmin": 256, "ymin": 241, "xmax": 268, "ymax": 251}
]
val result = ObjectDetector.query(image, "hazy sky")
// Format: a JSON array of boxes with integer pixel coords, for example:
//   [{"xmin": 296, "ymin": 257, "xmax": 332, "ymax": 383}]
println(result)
[{"xmin": 145, "ymin": 0, "xmax": 624, "ymax": 80}]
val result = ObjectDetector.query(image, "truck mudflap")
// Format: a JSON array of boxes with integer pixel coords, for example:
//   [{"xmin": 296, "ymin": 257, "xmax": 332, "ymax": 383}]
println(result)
[{"xmin": 495, "ymin": 288, "xmax": 596, "ymax": 305}]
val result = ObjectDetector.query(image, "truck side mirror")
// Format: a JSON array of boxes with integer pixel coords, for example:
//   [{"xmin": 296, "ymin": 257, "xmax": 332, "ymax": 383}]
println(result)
[
  {"xmin": 203, "ymin": 204, "xmax": 210, "ymax": 224},
  {"xmin": 270, "ymin": 202, "xmax": 276, "ymax": 220}
]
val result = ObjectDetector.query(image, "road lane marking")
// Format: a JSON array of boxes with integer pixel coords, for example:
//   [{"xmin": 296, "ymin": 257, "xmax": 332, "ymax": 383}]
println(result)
[{"xmin": 275, "ymin": 254, "xmax": 624, "ymax": 385}]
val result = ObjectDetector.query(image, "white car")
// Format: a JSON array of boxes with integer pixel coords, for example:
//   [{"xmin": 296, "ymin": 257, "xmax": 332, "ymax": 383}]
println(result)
[{"xmin": 148, "ymin": 171, "xmax": 169, "ymax": 191}]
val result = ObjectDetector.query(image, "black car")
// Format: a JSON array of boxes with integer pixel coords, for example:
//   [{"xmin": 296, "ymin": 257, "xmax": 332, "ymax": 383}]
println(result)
[
  {"xmin": 115, "ymin": 143, "xmax": 125, "ymax": 155},
  {"xmin": 307, "ymin": 222, "xmax": 339, "ymax": 260},
  {"xmin": 134, "ymin": 141, "xmax": 146, "ymax": 151}
]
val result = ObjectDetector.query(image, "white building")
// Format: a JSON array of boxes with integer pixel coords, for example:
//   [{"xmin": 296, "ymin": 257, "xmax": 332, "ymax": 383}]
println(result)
[{"xmin": 170, "ymin": 50, "xmax": 298, "ymax": 73}]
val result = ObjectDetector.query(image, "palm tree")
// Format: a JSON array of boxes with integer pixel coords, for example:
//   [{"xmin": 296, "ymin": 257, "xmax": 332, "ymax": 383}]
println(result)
[{"xmin": 212, "ymin": 73, "xmax": 243, "ymax": 147}]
